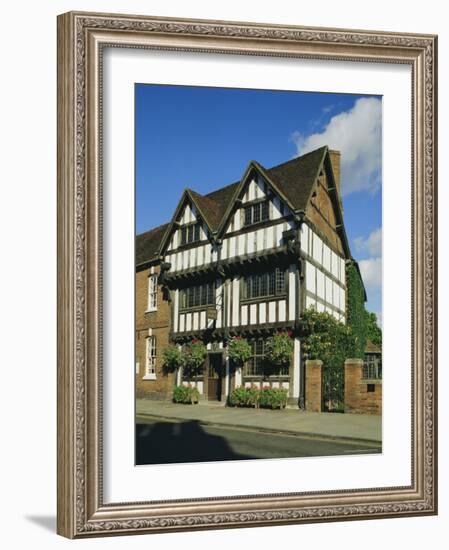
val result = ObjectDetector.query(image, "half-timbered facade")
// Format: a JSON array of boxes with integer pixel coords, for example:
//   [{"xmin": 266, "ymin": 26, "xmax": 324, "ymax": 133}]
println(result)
[{"xmin": 136, "ymin": 146, "xmax": 359, "ymax": 406}]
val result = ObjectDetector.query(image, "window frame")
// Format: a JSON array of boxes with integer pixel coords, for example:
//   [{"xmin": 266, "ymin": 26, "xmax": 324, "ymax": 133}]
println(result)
[
  {"xmin": 143, "ymin": 335, "xmax": 157, "ymax": 380},
  {"xmin": 242, "ymin": 198, "xmax": 271, "ymax": 228},
  {"xmin": 242, "ymin": 267, "xmax": 286, "ymax": 302},
  {"xmin": 180, "ymin": 221, "xmax": 202, "ymax": 246},
  {"xmin": 180, "ymin": 281, "xmax": 216, "ymax": 311},
  {"xmin": 146, "ymin": 273, "xmax": 158, "ymax": 312},
  {"xmin": 243, "ymin": 338, "xmax": 290, "ymax": 378}
]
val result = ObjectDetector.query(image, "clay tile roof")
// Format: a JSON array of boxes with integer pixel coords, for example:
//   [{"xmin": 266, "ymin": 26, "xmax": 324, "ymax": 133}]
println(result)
[
  {"xmin": 204, "ymin": 181, "xmax": 240, "ymax": 227},
  {"xmin": 262, "ymin": 146, "xmax": 327, "ymax": 211},
  {"xmin": 135, "ymin": 147, "xmax": 329, "ymax": 265},
  {"xmin": 187, "ymin": 189, "xmax": 223, "ymax": 232},
  {"xmin": 365, "ymin": 340, "xmax": 382, "ymax": 353},
  {"xmin": 135, "ymin": 223, "xmax": 169, "ymax": 266}
]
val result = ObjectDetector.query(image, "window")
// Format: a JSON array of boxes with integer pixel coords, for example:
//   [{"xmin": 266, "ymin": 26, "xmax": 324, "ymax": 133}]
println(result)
[
  {"xmin": 363, "ymin": 354, "xmax": 382, "ymax": 380},
  {"xmin": 243, "ymin": 200, "xmax": 270, "ymax": 227},
  {"xmin": 244, "ymin": 339, "xmax": 289, "ymax": 377},
  {"xmin": 243, "ymin": 268, "xmax": 286, "ymax": 300},
  {"xmin": 245, "ymin": 339, "xmax": 265, "ymax": 376},
  {"xmin": 180, "ymin": 282, "xmax": 215, "ymax": 309},
  {"xmin": 147, "ymin": 274, "xmax": 158, "ymax": 311},
  {"xmin": 180, "ymin": 222, "xmax": 201, "ymax": 245},
  {"xmin": 145, "ymin": 336, "xmax": 157, "ymax": 379}
]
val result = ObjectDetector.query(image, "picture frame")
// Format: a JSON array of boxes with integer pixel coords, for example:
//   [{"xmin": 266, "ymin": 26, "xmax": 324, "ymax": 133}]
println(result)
[{"xmin": 57, "ymin": 11, "xmax": 437, "ymax": 538}]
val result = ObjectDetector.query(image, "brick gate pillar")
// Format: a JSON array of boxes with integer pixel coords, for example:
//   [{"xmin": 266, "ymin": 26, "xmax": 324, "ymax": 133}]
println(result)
[
  {"xmin": 305, "ymin": 359, "xmax": 323, "ymax": 412},
  {"xmin": 344, "ymin": 358, "xmax": 364, "ymax": 413},
  {"xmin": 345, "ymin": 358, "xmax": 382, "ymax": 414}
]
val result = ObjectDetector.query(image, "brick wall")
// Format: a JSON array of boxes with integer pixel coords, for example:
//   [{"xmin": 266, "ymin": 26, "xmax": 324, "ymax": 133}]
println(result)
[
  {"xmin": 344, "ymin": 359, "xmax": 382, "ymax": 415},
  {"xmin": 305, "ymin": 360, "xmax": 323, "ymax": 412},
  {"xmin": 135, "ymin": 263, "xmax": 175, "ymax": 400}
]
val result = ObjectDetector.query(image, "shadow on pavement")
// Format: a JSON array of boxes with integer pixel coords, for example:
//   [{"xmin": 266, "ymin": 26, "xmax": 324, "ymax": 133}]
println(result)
[{"xmin": 136, "ymin": 420, "xmax": 254, "ymax": 465}]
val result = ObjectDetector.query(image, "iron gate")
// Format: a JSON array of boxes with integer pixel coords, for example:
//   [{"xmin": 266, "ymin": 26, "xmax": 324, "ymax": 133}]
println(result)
[{"xmin": 321, "ymin": 365, "xmax": 345, "ymax": 412}]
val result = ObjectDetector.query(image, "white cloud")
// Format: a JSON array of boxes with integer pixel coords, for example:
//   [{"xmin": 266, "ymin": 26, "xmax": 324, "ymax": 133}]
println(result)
[
  {"xmin": 359, "ymin": 257, "xmax": 382, "ymax": 289},
  {"xmin": 292, "ymin": 97, "xmax": 382, "ymax": 195},
  {"xmin": 354, "ymin": 228, "xmax": 382, "ymax": 257}
]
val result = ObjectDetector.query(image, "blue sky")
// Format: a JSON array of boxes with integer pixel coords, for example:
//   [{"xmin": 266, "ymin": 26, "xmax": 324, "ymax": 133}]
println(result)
[{"xmin": 135, "ymin": 84, "xmax": 382, "ymax": 322}]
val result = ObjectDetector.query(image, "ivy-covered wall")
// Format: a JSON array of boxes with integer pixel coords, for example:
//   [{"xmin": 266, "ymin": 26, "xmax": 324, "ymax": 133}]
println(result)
[{"xmin": 346, "ymin": 261, "xmax": 368, "ymax": 359}]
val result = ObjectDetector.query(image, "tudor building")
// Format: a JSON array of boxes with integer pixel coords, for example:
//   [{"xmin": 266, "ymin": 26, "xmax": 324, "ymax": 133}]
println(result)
[{"xmin": 136, "ymin": 146, "xmax": 361, "ymax": 406}]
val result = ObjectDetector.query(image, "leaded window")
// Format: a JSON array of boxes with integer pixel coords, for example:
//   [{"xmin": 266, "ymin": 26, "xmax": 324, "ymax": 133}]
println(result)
[
  {"xmin": 180, "ymin": 222, "xmax": 201, "ymax": 245},
  {"xmin": 243, "ymin": 200, "xmax": 270, "ymax": 227},
  {"xmin": 243, "ymin": 268, "xmax": 286, "ymax": 300},
  {"xmin": 245, "ymin": 339, "xmax": 265, "ymax": 376},
  {"xmin": 180, "ymin": 282, "xmax": 215, "ymax": 309},
  {"xmin": 244, "ymin": 339, "xmax": 289, "ymax": 377},
  {"xmin": 363, "ymin": 353, "xmax": 382, "ymax": 380}
]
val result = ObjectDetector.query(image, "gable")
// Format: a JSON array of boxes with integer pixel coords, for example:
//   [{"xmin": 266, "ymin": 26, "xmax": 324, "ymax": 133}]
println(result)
[
  {"xmin": 305, "ymin": 167, "xmax": 344, "ymax": 254},
  {"xmin": 165, "ymin": 197, "xmax": 210, "ymax": 252},
  {"xmin": 220, "ymin": 167, "xmax": 293, "ymax": 236},
  {"xmin": 136, "ymin": 146, "xmax": 351, "ymax": 262}
]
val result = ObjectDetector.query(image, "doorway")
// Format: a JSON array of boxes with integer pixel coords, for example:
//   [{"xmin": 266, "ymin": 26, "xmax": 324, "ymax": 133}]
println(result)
[{"xmin": 207, "ymin": 352, "xmax": 224, "ymax": 401}]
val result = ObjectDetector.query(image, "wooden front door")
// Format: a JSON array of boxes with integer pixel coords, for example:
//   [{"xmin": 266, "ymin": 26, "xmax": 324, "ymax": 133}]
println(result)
[{"xmin": 207, "ymin": 353, "xmax": 223, "ymax": 401}]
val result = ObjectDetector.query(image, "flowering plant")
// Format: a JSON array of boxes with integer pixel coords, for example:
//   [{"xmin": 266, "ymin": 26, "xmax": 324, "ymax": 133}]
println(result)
[
  {"xmin": 228, "ymin": 385, "xmax": 288, "ymax": 409},
  {"xmin": 162, "ymin": 345, "xmax": 185, "ymax": 373},
  {"xmin": 301, "ymin": 308, "xmax": 355, "ymax": 369},
  {"xmin": 265, "ymin": 331, "xmax": 294, "ymax": 367},
  {"xmin": 173, "ymin": 385, "xmax": 200, "ymax": 404},
  {"xmin": 227, "ymin": 336, "xmax": 252, "ymax": 367},
  {"xmin": 184, "ymin": 339, "xmax": 208, "ymax": 377}
]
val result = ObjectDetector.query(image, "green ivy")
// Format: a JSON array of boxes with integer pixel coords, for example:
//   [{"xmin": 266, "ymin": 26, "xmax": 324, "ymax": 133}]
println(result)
[
  {"xmin": 301, "ymin": 308, "xmax": 355, "ymax": 369},
  {"xmin": 365, "ymin": 310, "xmax": 382, "ymax": 347},
  {"xmin": 346, "ymin": 261, "xmax": 382, "ymax": 357}
]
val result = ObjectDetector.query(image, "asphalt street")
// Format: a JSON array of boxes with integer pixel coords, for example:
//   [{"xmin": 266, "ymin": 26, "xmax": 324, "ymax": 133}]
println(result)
[{"xmin": 136, "ymin": 416, "xmax": 382, "ymax": 465}]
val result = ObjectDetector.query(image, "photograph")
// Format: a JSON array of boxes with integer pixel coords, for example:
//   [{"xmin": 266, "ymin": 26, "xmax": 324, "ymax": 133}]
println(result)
[
  {"xmin": 54, "ymin": 8, "xmax": 437, "ymax": 538},
  {"xmin": 134, "ymin": 84, "xmax": 383, "ymax": 465}
]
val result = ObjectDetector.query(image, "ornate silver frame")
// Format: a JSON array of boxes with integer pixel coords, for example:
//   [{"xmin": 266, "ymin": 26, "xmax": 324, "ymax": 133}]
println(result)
[{"xmin": 57, "ymin": 11, "xmax": 438, "ymax": 538}]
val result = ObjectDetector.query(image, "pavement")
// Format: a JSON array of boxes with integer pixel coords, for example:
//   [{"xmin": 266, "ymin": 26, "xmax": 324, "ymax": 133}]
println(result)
[{"xmin": 136, "ymin": 399, "xmax": 382, "ymax": 445}]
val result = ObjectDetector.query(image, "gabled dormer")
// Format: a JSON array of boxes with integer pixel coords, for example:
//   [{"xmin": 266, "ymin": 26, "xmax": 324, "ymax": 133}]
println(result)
[
  {"xmin": 216, "ymin": 162, "xmax": 296, "ymax": 239},
  {"xmin": 158, "ymin": 189, "xmax": 217, "ymax": 256}
]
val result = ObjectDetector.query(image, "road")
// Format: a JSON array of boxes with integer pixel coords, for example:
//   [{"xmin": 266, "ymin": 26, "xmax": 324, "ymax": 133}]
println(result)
[{"xmin": 136, "ymin": 416, "xmax": 381, "ymax": 465}]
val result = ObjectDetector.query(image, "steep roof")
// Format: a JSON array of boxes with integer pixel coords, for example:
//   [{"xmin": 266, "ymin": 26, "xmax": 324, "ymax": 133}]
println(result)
[
  {"xmin": 136, "ymin": 223, "xmax": 169, "ymax": 266},
  {"xmin": 187, "ymin": 189, "xmax": 224, "ymax": 232},
  {"xmin": 204, "ymin": 181, "xmax": 240, "ymax": 227},
  {"xmin": 263, "ymin": 146, "xmax": 327, "ymax": 211},
  {"xmin": 136, "ymin": 146, "xmax": 333, "ymax": 266}
]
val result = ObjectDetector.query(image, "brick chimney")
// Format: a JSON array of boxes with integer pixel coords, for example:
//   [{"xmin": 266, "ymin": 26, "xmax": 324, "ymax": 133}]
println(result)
[{"xmin": 328, "ymin": 149, "xmax": 343, "ymax": 209}]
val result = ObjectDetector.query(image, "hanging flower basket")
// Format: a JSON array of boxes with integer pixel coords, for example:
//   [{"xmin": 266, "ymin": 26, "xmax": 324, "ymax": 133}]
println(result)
[
  {"xmin": 265, "ymin": 331, "xmax": 294, "ymax": 368},
  {"xmin": 227, "ymin": 336, "xmax": 252, "ymax": 369}
]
